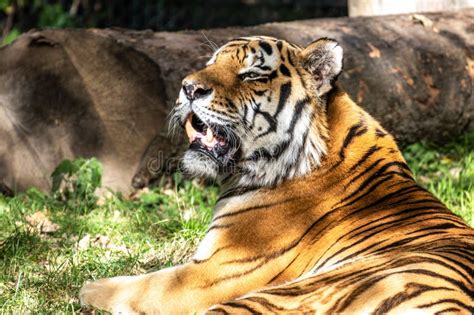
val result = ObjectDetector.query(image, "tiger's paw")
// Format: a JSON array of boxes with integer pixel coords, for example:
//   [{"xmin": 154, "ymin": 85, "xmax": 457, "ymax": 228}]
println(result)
[{"xmin": 79, "ymin": 276, "xmax": 141, "ymax": 315}]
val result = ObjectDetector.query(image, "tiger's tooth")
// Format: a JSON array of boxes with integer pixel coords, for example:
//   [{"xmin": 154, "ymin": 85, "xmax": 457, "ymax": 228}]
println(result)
[
  {"xmin": 185, "ymin": 117, "xmax": 195, "ymax": 143},
  {"xmin": 206, "ymin": 127, "xmax": 214, "ymax": 143}
]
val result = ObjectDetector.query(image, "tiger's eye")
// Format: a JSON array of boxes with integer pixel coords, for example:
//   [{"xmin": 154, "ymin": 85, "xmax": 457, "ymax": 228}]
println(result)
[
  {"xmin": 240, "ymin": 71, "xmax": 260, "ymax": 80},
  {"xmin": 247, "ymin": 72, "xmax": 259, "ymax": 78}
]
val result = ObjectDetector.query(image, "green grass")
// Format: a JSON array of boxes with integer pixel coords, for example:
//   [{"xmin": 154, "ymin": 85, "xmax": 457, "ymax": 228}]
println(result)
[
  {"xmin": 0, "ymin": 133, "xmax": 472, "ymax": 313},
  {"xmin": 0, "ymin": 174, "xmax": 218, "ymax": 313},
  {"xmin": 403, "ymin": 131, "xmax": 474, "ymax": 226}
]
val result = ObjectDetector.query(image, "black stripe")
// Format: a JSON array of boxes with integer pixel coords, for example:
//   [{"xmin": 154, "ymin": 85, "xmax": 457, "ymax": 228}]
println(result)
[
  {"xmin": 287, "ymin": 51, "xmax": 296, "ymax": 67},
  {"xmin": 254, "ymin": 78, "xmax": 269, "ymax": 83},
  {"xmin": 340, "ymin": 185, "xmax": 422, "ymax": 221},
  {"xmin": 375, "ymin": 128, "xmax": 387, "ymax": 137},
  {"xmin": 292, "ymin": 128, "xmax": 310, "ymax": 168},
  {"xmin": 218, "ymin": 204, "xmax": 320, "ymax": 266},
  {"xmin": 207, "ymin": 307, "xmax": 230, "ymax": 315},
  {"xmin": 333, "ymin": 240, "xmax": 387, "ymax": 267},
  {"xmin": 207, "ymin": 223, "xmax": 234, "ymax": 231},
  {"xmin": 255, "ymin": 65, "xmax": 271, "ymax": 71},
  {"xmin": 347, "ymin": 145, "xmax": 381, "ymax": 172},
  {"xmin": 354, "ymin": 185, "xmax": 426, "ymax": 213},
  {"xmin": 200, "ymin": 260, "xmax": 268, "ymax": 288},
  {"xmin": 341, "ymin": 161, "xmax": 413, "ymax": 206},
  {"xmin": 339, "ymin": 121, "xmax": 368, "ymax": 159},
  {"xmin": 242, "ymin": 44, "xmax": 249, "ymax": 60},
  {"xmin": 337, "ymin": 269, "xmax": 472, "ymax": 312},
  {"xmin": 317, "ymin": 256, "xmax": 429, "ymax": 289},
  {"xmin": 287, "ymin": 97, "xmax": 309, "ymax": 133},
  {"xmin": 418, "ymin": 296, "xmax": 474, "ymax": 309},
  {"xmin": 208, "ymin": 107, "xmax": 239, "ymax": 120},
  {"xmin": 435, "ymin": 308, "xmax": 461, "ymax": 315},
  {"xmin": 245, "ymin": 297, "xmax": 286, "ymax": 312},
  {"xmin": 433, "ymin": 252, "xmax": 474, "ymax": 279},
  {"xmin": 245, "ymin": 147, "xmax": 273, "ymax": 160},
  {"xmin": 242, "ymin": 104, "xmax": 249, "ymax": 127},
  {"xmin": 331, "ymin": 273, "xmax": 392, "ymax": 313},
  {"xmin": 384, "ymin": 179, "xmax": 413, "ymax": 190},
  {"xmin": 288, "ymin": 42, "xmax": 301, "ymax": 49},
  {"xmin": 373, "ymin": 283, "xmax": 455, "ymax": 315},
  {"xmin": 213, "ymin": 197, "xmax": 297, "ymax": 222},
  {"xmin": 312, "ymin": 205, "xmax": 433, "ymax": 271},
  {"xmin": 317, "ymin": 210, "xmax": 450, "ymax": 269},
  {"xmin": 351, "ymin": 210, "xmax": 455, "ymax": 241},
  {"xmin": 279, "ymin": 63, "xmax": 291, "ymax": 77},
  {"xmin": 346, "ymin": 202, "xmax": 445, "ymax": 237},
  {"xmin": 305, "ymin": 185, "xmax": 423, "ymax": 270},
  {"xmin": 324, "ymin": 265, "xmax": 385, "ymax": 287},
  {"xmin": 341, "ymin": 173, "xmax": 396, "ymax": 208},
  {"xmin": 273, "ymin": 82, "xmax": 291, "ymax": 119},
  {"xmin": 259, "ymin": 41, "xmax": 273, "ymax": 55},
  {"xmin": 191, "ymin": 245, "xmax": 233, "ymax": 264},
  {"xmin": 346, "ymin": 158, "xmax": 384, "ymax": 187},
  {"xmin": 276, "ymin": 40, "xmax": 283, "ymax": 52},
  {"xmin": 405, "ymin": 222, "xmax": 464, "ymax": 234},
  {"xmin": 224, "ymin": 98, "xmax": 238, "ymax": 111},
  {"xmin": 217, "ymin": 185, "xmax": 261, "ymax": 201},
  {"xmin": 251, "ymin": 103, "xmax": 278, "ymax": 138},
  {"xmin": 235, "ymin": 47, "xmax": 242, "ymax": 63},
  {"xmin": 375, "ymin": 232, "xmax": 450, "ymax": 254},
  {"xmin": 227, "ymin": 38, "xmax": 251, "ymax": 44},
  {"xmin": 245, "ymin": 139, "xmax": 291, "ymax": 162},
  {"xmin": 356, "ymin": 211, "xmax": 457, "ymax": 241},
  {"xmin": 266, "ymin": 253, "xmax": 301, "ymax": 284},
  {"xmin": 223, "ymin": 302, "xmax": 261, "ymax": 314},
  {"xmin": 268, "ymin": 69, "xmax": 278, "ymax": 81},
  {"xmin": 308, "ymin": 185, "xmax": 424, "ymax": 256},
  {"xmin": 421, "ymin": 255, "xmax": 473, "ymax": 284},
  {"xmin": 437, "ymin": 248, "xmax": 474, "ymax": 263},
  {"xmin": 200, "ymin": 242, "xmax": 311, "ymax": 288},
  {"xmin": 380, "ymin": 252, "xmax": 473, "ymax": 286}
]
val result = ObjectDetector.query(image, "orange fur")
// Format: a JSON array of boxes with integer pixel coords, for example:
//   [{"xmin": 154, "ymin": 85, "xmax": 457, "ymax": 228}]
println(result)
[{"xmin": 80, "ymin": 37, "xmax": 473, "ymax": 314}]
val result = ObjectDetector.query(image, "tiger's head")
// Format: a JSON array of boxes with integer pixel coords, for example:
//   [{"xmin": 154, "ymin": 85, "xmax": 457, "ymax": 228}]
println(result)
[{"xmin": 171, "ymin": 36, "xmax": 343, "ymax": 188}]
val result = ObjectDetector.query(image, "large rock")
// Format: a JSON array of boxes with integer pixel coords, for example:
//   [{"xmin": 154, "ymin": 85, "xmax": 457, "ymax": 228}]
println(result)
[{"xmin": 0, "ymin": 10, "xmax": 472, "ymax": 192}]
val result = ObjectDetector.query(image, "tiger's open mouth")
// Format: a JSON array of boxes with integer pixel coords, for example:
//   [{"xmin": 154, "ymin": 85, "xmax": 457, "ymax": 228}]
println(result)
[{"xmin": 184, "ymin": 113, "xmax": 234, "ymax": 164}]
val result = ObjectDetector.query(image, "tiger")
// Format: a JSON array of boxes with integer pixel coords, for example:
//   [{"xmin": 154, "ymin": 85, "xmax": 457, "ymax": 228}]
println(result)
[{"xmin": 80, "ymin": 36, "xmax": 474, "ymax": 314}]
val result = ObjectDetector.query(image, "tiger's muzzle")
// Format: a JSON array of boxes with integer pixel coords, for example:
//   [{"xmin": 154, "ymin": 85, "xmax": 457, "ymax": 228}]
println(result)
[{"xmin": 183, "ymin": 112, "xmax": 240, "ymax": 170}]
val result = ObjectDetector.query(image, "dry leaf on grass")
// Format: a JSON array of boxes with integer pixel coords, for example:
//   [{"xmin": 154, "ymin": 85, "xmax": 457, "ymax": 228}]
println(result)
[
  {"xmin": 182, "ymin": 208, "xmax": 196, "ymax": 221},
  {"xmin": 128, "ymin": 187, "xmax": 150, "ymax": 200},
  {"xmin": 448, "ymin": 167, "xmax": 462, "ymax": 179},
  {"xmin": 25, "ymin": 210, "xmax": 60, "ymax": 234},
  {"xmin": 418, "ymin": 175, "xmax": 432, "ymax": 185},
  {"xmin": 163, "ymin": 189, "xmax": 175, "ymax": 197},
  {"xmin": 95, "ymin": 187, "xmax": 114, "ymax": 206},
  {"xmin": 77, "ymin": 233, "xmax": 129, "ymax": 253},
  {"xmin": 78, "ymin": 234, "xmax": 91, "ymax": 250}
]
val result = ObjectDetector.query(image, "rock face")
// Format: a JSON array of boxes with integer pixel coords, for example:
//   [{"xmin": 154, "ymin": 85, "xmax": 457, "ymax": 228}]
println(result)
[{"xmin": 0, "ymin": 10, "xmax": 472, "ymax": 192}]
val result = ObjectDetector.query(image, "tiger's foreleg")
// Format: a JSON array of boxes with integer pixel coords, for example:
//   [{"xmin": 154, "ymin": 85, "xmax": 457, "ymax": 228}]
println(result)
[
  {"xmin": 79, "ymin": 263, "xmax": 243, "ymax": 314},
  {"xmin": 79, "ymin": 240, "xmax": 292, "ymax": 314}
]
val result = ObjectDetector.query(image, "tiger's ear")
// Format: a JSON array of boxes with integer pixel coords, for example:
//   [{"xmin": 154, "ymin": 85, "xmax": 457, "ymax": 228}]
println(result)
[{"xmin": 299, "ymin": 38, "xmax": 343, "ymax": 97}]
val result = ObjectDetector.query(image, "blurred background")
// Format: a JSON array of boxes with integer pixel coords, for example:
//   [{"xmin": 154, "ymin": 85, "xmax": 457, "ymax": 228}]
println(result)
[
  {"xmin": 2, "ymin": 0, "xmax": 474, "ymax": 46},
  {"xmin": 0, "ymin": 0, "xmax": 348, "ymax": 45}
]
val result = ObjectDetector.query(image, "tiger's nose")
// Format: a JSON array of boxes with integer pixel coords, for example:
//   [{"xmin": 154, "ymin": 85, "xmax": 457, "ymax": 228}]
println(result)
[{"xmin": 182, "ymin": 82, "xmax": 213, "ymax": 100}]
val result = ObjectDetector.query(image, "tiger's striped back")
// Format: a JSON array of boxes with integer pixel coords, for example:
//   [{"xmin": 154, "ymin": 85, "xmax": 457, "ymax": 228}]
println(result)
[{"xmin": 204, "ymin": 88, "xmax": 474, "ymax": 314}]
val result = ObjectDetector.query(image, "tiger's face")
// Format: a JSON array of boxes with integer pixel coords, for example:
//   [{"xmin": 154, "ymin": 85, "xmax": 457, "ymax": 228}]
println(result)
[{"xmin": 172, "ymin": 36, "xmax": 343, "ymax": 187}]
